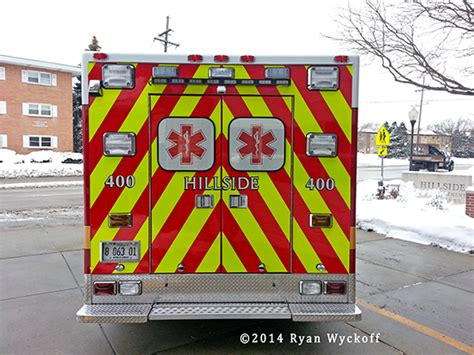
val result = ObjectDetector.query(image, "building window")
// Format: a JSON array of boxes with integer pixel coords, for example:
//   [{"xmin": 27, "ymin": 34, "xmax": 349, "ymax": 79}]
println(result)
[
  {"xmin": 23, "ymin": 135, "xmax": 58, "ymax": 149},
  {"xmin": 0, "ymin": 67, "xmax": 5, "ymax": 80},
  {"xmin": 21, "ymin": 70, "xmax": 57, "ymax": 86},
  {"xmin": 0, "ymin": 101, "xmax": 6, "ymax": 115},
  {"xmin": 0, "ymin": 134, "xmax": 7, "ymax": 148},
  {"xmin": 22, "ymin": 103, "xmax": 57, "ymax": 118}
]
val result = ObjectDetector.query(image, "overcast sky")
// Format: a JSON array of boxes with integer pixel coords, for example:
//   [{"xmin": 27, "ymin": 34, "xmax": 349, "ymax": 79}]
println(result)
[{"xmin": 1, "ymin": 0, "xmax": 472, "ymax": 128}]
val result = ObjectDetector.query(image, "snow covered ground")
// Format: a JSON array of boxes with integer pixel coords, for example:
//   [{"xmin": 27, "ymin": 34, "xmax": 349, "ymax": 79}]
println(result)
[
  {"xmin": 357, "ymin": 153, "xmax": 409, "ymax": 167},
  {"xmin": 0, "ymin": 149, "xmax": 82, "ymax": 178},
  {"xmin": 357, "ymin": 179, "xmax": 474, "ymax": 254}
]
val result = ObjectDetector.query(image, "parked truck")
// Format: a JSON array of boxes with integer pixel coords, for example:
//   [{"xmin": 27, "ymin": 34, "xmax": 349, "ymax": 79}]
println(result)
[{"xmin": 411, "ymin": 144, "xmax": 454, "ymax": 172}]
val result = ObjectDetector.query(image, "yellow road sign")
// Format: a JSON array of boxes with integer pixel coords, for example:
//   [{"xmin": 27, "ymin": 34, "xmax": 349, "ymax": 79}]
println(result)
[
  {"xmin": 378, "ymin": 147, "xmax": 388, "ymax": 157},
  {"xmin": 376, "ymin": 126, "xmax": 390, "ymax": 146}
]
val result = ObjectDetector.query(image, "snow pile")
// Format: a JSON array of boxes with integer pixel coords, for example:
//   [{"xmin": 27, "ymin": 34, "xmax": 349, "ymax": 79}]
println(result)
[
  {"xmin": 0, "ymin": 149, "xmax": 83, "ymax": 178},
  {"xmin": 357, "ymin": 179, "xmax": 474, "ymax": 254},
  {"xmin": 357, "ymin": 153, "xmax": 409, "ymax": 167}
]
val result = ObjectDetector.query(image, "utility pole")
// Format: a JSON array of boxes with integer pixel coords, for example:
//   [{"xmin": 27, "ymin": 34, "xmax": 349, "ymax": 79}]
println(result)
[
  {"xmin": 415, "ymin": 77, "xmax": 425, "ymax": 151},
  {"xmin": 153, "ymin": 16, "xmax": 179, "ymax": 53}
]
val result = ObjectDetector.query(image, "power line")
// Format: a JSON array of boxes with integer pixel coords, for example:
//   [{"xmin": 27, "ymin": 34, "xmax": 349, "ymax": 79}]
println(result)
[{"xmin": 153, "ymin": 16, "xmax": 179, "ymax": 53}]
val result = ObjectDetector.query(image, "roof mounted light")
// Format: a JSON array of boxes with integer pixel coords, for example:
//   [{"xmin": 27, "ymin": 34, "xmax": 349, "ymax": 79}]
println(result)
[
  {"xmin": 153, "ymin": 66, "xmax": 179, "ymax": 78},
  {"xmin": 209, "ymin": 67, "xmax": 234, "ymax": 79},
  {"xmin": 93, "ymin": 52, "xmax": 108, "ymax": 60},
  {"xmin": 240, "ymin": 55, "xmax": 255, "ymax": 63},
  {"xmin": 188, "ymin": 54, "xmax": 203, "ymax": 62},
  {"xmin": 335, "ymin": 55, "xmax": 349, "ymax": 63},
  {"xmin": 214, "ymin": 55, "xmax": 229, "ymax": 63},
  {"xmin": 265, "ymin": 67, "xmax": 290, "ymax": 79}
]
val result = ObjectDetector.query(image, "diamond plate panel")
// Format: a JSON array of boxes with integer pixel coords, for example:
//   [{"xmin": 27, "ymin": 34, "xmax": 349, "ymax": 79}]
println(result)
[
  {"xmin": 149, "ymin": 303, "xmax": 291, "ymax": 320},
  {"xmin": 89, "ymin": 274, "xmax": 355, "ymax": 304},
  {"xmin": 289, "ymin": 303, "xmax": 362, "ymax": 322},
  {"xmin": 76, "ymin": 304, "xmax": 151, "ymax": 323}
]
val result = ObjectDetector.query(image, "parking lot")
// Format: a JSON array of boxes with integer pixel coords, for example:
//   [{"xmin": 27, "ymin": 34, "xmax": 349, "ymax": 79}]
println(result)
[{"xmin": 0, "ymin": 180, "xmax": 473, "ymax": 354}]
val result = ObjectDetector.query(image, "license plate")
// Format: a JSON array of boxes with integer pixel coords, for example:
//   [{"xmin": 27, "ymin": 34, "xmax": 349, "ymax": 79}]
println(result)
[{"xmin": 100, "ymin": 241, "xmax": 140, "ymax": 262}]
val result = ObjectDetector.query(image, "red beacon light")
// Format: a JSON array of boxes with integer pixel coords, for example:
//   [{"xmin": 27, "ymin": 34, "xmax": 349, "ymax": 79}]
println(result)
[
  {"xmin": 188, "ymin": 54, "xmax": 203, "ymax": 62},
  {"xmin": 93, "ymin": 52, "xmax": 108, "ymax": 60},
  {"xmin": 214, "ymin": 55, "xmax": 229, "ymax": 63},
  {"xmin": 334, "ymin": 55, "xmax": 349, "ymax": 63},
  {"xmin": 240, "ymin": 55, "xmax": 255, "ymax": 63}
]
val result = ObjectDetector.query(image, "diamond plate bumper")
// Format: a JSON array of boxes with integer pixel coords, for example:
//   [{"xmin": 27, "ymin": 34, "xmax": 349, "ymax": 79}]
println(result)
[{"xmin": 77, "ymin": 303, "xmax": 361, "ymax": 323}]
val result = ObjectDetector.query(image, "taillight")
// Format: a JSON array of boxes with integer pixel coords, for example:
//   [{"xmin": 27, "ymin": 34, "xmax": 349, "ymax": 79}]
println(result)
[
  {"xmin": 93, "ymin": 52, "xmax": 108, "ymax": 60},
  {"xmin": 93, "ymin": 281, "xmax": 116, "ymax": 295},
  {"xmin": 325, "ymin": 281, "xmax": 346, "ymax": 295},
  {"xmin": 334, "ymin": 55, "xmax": 349, "ymax": 63},
  {"xmin": 214, "ymin": 55, "xmax": 229, "ymax": 63},
  {"xmin": 240, "ymin": 55, "xmax": 255, "ymax": 63},
  {"xmin": 188, "ymin": 54, "xmax": 203, "ymax": 62}
]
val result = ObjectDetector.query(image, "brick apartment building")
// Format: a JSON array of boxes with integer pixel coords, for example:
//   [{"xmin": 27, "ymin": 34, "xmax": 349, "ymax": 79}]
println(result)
[{"xmin": 0, "ymin": 55, "xmax": 80, "ymax": 154}]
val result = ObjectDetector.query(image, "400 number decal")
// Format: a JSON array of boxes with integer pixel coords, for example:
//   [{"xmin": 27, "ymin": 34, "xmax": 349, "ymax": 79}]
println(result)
[
  {"xmin": 105, "ymin": 175, "xmax": 135, "ymax": 188},
  {"xmin": 305, "ymin": 177, "xmax": 335, "ymax": 191}
]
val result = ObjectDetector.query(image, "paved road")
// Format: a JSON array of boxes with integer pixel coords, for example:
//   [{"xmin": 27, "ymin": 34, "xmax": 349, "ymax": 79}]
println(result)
[{"xmin": 1, "ymin": 183, "xmax": 473, "ymax": 354}]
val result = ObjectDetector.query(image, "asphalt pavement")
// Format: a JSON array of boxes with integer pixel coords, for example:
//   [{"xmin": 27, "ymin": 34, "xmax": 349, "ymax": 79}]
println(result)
[{"xmin": 0, "ymin": 181, "xmax": 473, "ymax": 354}]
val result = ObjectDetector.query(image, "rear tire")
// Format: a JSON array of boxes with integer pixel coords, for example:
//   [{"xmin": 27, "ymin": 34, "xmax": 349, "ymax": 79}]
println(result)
[
  {"xmin": 428, "ymin": 163, "xmax": 438, "ymax": 172},
  {"xmin": 448, "ymin": 162, "xmax": 454, "ymax": 172}
]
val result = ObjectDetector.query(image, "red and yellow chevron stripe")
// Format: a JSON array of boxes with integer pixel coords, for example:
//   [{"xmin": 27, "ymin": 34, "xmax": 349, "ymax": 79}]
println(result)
[{"xmin": 84, "ymin": 62, "xmax": 356, "ymax": 275}]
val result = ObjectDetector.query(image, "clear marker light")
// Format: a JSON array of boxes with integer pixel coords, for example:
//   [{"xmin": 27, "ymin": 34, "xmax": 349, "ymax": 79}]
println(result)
[{"xmin": 119, "ymin": 281, "xmax": 142, "ymax": 296}]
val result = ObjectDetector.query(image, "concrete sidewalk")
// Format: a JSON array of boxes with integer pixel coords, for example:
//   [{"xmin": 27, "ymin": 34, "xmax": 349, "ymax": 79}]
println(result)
[{"xmin": 0, "ymin": 222, "xmax": 472, "ymax": 354}]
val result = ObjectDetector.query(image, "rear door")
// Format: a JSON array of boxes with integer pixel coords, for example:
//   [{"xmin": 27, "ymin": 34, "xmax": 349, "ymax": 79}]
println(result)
[
  {"xmin": 150, "ymin": 94, "xmax": 294, "ymax": 274},
  {"xmin": 221, "ymin": 95, "xmax": 293, "ymax": 273},
  {"xmin": 150, "ymin": 94, "xmax": 222, "ymax": 273}
]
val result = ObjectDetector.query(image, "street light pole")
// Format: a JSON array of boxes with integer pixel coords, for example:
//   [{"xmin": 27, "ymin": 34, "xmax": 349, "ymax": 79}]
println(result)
[{"xmin": 408, "ymin": 107, "xmax": 418, "ymax": 171}]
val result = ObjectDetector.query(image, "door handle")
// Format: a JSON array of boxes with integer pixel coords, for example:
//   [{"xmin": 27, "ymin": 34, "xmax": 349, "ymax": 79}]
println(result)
[
  {"xmin": 229, "ymin": 195, "xmax": 248, "ymax": 208},
  {"xmin": 195, "ymin": 194, "xmax": 214, "ymax": 208}
]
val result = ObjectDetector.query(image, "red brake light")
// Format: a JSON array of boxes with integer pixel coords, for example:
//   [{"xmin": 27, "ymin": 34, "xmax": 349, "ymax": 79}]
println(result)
[
  {"xmin": 325, "ymin": 282, "xmax": 346, "ymax": 295},
  {"xmin": 334, "ymin": 55, "xmax": 349, "ymax": 63},
  {"xmin": 93, "ymin": 281, "xmax": 116, "ymax": 295},
  {"xmin": 214, "ymin": 55, "xmax": 229, "ymax": 63},
  {"xmin": 240, "ymin": 55, "xmax": 255, "ymax": 63},
  {"xmin": 93, "ymin": 52, "xmax": 108, "ymax": 60},
  {"xmin": 188, "ymin": 54, "xmax": 203, "ymax": 62}
]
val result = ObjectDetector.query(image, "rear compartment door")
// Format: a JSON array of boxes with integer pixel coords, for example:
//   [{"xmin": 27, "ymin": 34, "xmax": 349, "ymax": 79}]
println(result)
[
  {"xmin": 150, "ymin": 94, "xmax": 222, "ymax": 273},
  {"xmin": 221, "ymin": 95, "xmax": 293, "ymax": 273}
]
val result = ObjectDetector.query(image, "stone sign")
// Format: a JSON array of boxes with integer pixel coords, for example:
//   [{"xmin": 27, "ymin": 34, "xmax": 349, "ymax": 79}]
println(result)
[{"xmin": 402, "ymin": 171, "xmax": 473, "ymax": 204}]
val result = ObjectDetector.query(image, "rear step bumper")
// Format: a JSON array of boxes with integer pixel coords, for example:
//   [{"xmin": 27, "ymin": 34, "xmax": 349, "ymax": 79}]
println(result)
[{"xmin": 77, "ymin": 303, "xmax": 361, "ymax": 323}]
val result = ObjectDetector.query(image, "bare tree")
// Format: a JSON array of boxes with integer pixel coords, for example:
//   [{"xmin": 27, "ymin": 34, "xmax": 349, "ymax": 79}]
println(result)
[
  {"xmin": 328, "ymin": 0, "xmax": 474, "ymax": 96},
  {"xmin": 429, "ymin": 118, "xmax": 474, "ymax": 156}
]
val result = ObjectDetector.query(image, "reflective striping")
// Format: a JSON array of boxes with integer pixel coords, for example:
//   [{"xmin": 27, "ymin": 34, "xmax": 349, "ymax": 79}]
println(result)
[
  {"xmin": 88, "ymin": 90, "xmax": 122, "ymax": 142},
  {"xmin": 155, "ymin": 191, "xmax": 220, "ymax": 273},
  {"xmin": 274, "ymin": 83, "xmax": 351, "ymax": 209},
  {"xmin": 221, "ymin": 96, "xmax": 293, "ymax": 272},
  {"xmin": 293, "ymin": 156, "xmax": 350, "ymax": 272},
  {"xmin": 87, "ymin": 62, "xmax": 355, "ymax": 275},
  {"xmin": 287, "ymin": 65, "xmax": 352, "ymax": 173},
  {"xmin": 88, "ymin": 62, "xmax": 95, "ymax": 75},
  {"xmin": 222, "ymin": 204, "xmax": 263, "ymax": 272},
  {"xmin": 346, "ymin": 65, "xmax": 353, "ymax": 76},
  {"xmin": 221, "ymin": 233, "xmax": 246, "ymax": 272},
  {"xmin": 196, "ymin": 232, "xmax": 221, "ymax": 273},
  {"xmin": 222, "ymin": 167, "xmax": 287, "ymax": 272},
  {"xmin": 320, "ymin": 90, "xmax": 352, "ymax": 143},
  {"xmin": 150, "ymin": 96, "xmax": 222, "ymax": 272},
  {"xmin": 90, "ymin": 149, "xmax": 150, "ymax": 271}
]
